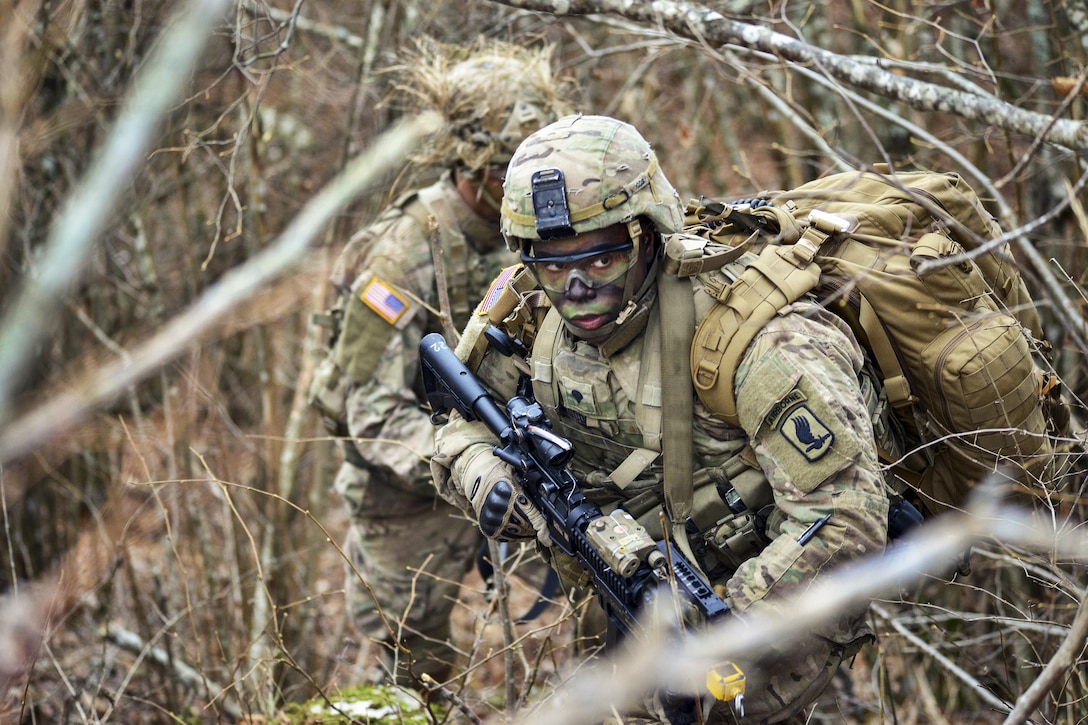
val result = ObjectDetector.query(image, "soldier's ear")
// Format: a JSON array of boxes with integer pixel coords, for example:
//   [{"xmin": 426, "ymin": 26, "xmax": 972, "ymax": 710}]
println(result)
[{"xmin": 640, "ymin": 219, "xmax": 659, "ymax": 260}]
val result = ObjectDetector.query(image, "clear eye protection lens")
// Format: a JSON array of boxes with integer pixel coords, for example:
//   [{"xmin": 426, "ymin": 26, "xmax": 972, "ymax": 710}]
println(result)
[{"xmin": 523, "ymin": 241, "xmax": 635, "ymax": 294}]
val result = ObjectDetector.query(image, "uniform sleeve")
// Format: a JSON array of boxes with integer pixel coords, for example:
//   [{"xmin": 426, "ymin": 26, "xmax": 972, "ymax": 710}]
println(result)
[
  {"xmin": 342, "ymin": 327, "xmax": 436, "ymax": 494},
  {"xmin": 339, "ymin": 217, "xmax": 438, "ymax": 496},
  {"xmin": 724, "ymin": 303, "xmax": 889, "ymax": 643}
]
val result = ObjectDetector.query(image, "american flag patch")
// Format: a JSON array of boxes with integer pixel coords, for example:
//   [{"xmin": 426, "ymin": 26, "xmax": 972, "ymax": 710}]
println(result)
[
  {"xmin": 478, "ymin": 266, "xmax": 519, "ymax": 314},
  {"xmin": 360, "ymin": 277, "xmax": 408, "ymax": 324}
]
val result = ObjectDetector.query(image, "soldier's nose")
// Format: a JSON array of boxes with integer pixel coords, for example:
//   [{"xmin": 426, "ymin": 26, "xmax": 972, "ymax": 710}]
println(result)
[{"xmin": 564, "ymin": 275, "xmax": 595, "ymax": 301}]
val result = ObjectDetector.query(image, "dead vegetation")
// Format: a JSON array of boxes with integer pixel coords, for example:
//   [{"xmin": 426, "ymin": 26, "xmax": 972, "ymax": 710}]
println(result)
[{"xmin": 1, "ymin": 1, "xmax": 1087, "ymax": 723}]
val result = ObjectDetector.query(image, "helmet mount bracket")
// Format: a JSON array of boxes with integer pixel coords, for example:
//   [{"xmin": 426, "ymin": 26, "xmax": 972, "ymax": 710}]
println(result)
[{"xmin": 530, "ymin": 168, "xmax": 575, "ymax": 240}]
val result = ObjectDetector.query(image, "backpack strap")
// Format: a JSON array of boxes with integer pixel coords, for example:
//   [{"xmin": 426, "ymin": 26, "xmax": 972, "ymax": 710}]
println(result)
[
  {"xmin": 662, "ymin": 231, "xmax": 749, "ymax": 277},
  {"xmin": 858, "ymin": 295, "xmax": 916, "ymax": 411},
  {"xmin": 407, "ymin": 183, "xmax": 472, "ymax": 325},
  {"xmin": 691, "ymin": 243, "xmax": 823, "ymax": 426}
]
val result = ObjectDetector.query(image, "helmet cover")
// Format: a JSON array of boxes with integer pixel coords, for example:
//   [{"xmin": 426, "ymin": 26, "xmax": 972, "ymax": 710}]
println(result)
[
  {"xmin": 500, "ymin": 114, "xmax": 684, "ymax": 250},
  {"xmin": 395, "ymin": 39, "xmax": 576, "ymax": 171}
]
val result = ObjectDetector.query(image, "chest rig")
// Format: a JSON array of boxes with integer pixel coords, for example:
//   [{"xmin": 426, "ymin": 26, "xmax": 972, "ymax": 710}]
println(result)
[{"xmin": 521, "ymin": 252, "xmax": 777, "ymax": 578}]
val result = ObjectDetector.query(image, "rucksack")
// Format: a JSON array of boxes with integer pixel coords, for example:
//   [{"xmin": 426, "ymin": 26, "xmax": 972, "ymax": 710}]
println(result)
[{"xmin": 677, "ymin": 164, "xmax": 1065, "ymax": 515}]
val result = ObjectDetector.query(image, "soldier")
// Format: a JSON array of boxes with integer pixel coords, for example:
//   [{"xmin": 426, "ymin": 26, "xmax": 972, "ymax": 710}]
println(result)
[
  {"xmin": 308, "ymin": 40, "xmax": 575, "ymax": 687},
  {"xmin": 429, "ymin": 114, "xmax": 890, "ymax": 723}
]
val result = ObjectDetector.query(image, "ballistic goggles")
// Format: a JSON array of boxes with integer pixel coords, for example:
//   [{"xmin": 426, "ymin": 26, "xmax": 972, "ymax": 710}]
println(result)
[{"xmin": 521, "ymin": 240, "xmax": 636, "ymax": 294}]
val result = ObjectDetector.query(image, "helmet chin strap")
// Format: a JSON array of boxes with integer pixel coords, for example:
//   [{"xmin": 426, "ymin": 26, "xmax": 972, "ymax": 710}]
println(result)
[
  {"xmin": 596, "ymin": 259, "xmax": 658, "ymax": 357},
  {"xmin": 620, "ymin": 218, "xmax": 644, "ymax": 304}
]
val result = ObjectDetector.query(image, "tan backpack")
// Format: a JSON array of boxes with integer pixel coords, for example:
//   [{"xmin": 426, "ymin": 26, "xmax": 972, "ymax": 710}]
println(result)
[{"xmin": 680, "ymin": 165, "xmax": 1065, "ymax": 514}]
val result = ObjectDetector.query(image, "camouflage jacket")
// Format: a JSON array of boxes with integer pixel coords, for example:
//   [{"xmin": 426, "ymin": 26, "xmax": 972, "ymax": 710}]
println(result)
[
  {"xmin": 430, "ymin": 260, "xmax": 890, "ymax": 648},
  {"xmin": 310, "ymin": 173, "xmax": 517, "ymax": 496}
]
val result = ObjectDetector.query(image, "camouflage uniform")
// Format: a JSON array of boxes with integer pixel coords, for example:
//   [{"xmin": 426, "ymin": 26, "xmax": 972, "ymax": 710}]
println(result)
[
  {"xmin": 429, "ymin": 115, "xmax": 889, "ymax": 722},
  {"xmin": 308, "ymin": 40, "xmax": 574, "ymax": 686}
]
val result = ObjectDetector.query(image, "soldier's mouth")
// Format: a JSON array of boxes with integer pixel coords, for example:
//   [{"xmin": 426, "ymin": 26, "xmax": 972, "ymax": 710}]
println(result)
[{"xmin": 570, "ymin": 314, "xmax": 610, "ymax": 331}]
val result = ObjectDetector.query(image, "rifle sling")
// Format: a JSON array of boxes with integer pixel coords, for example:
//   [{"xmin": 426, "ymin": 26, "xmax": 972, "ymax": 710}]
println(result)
[{"xmin": 658, "ymin": 270, "xmax": 703, "ymax": 575}]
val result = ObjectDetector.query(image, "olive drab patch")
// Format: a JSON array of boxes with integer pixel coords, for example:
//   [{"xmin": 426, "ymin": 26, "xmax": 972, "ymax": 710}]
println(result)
[
  {"xmin": 764, "ymin": 388, "xmax": 835, "ymax": 462},
  {"xmin": 778, "ymin": 405, "xmax": 834, "ymax": 462},
  {"xmin": 360, "ymin": 277, "xmax": 409, "ymax": 324}
]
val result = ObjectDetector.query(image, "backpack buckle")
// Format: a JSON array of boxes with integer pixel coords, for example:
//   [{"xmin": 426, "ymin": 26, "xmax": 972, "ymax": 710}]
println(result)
[
  {"xmin": 808, "ymin": 209, "xmax": 855, "ymax": 234},
  {"xmin": 794, "ymin": 209, "xmax": 858, "ymax": 264}
]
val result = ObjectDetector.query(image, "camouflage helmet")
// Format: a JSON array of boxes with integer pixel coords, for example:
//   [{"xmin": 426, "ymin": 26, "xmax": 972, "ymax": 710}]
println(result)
[
  {"xmin": 396, "ymin": 39, "xmax": 574, "ymax": 171},
  {"xmin": 500, "ymin": 114, "xmax": 684, "ymax": 250}
]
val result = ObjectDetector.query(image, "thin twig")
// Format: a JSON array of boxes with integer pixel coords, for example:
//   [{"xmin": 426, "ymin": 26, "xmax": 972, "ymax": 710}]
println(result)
[
  {"xmin": 422, "ymin": 673, "xmax": 485, "ymax": 725},
  {"xmin": 1003, "ymin": 591, "xmax": 1088, "ymax": 725},
  {"xmin": 872, "ymin": 602, "xmax": 1014, "ymax": 714},
  {"xmin": 0, "ymin": 112, "xmax": 441, "ymax": 465}
]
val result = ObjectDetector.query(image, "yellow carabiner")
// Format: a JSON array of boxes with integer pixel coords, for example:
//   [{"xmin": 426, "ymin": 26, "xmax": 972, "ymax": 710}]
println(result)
[{"xmin": 707, "ymin": 661, "xmax": 746, "ymax": 716}]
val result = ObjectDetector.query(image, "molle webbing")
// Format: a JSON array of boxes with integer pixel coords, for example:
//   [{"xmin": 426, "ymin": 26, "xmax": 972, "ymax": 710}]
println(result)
[
  {"xmin": 463, "ymin": 265, "xmax": 549, "ymax": 373},
  {"xmin": 532, "ymin": 307, "xmax": 664, "ymax": 490},
  {"xmin": 690, "ymin": 244, "xmax": 822, "ymax": 426}
]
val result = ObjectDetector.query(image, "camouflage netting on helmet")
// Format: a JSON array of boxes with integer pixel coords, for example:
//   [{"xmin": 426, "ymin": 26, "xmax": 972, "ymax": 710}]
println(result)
[
  {"xmin": 393, "ymin": 38, "xmax": 576, "ymax": 171},
  {"xmin": 500, "ymin": 114, "xmax": 684, "ymax": 246}
]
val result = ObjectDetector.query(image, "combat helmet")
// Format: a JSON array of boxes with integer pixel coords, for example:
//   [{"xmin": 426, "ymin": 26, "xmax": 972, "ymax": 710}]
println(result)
[
  {"xmin": 500, "ymin": 114, "xmax": 684, "ymax": 248},
  {"xmin": 397, "ymin": 39, "xmax": 575, "ymax": 172},
  {"xmin": 501, "ymin": 114, "xmax": 684, "ymax": 349}
]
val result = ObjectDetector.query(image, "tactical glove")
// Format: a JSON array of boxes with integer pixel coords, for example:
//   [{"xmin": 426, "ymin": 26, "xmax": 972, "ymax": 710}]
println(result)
[{"xmin": 455, "ymin": 444, "xmax": 552, "ymax": 545}]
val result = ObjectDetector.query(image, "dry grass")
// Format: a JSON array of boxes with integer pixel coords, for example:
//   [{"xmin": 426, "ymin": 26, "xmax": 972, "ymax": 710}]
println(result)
[{"xmin": 3, "ymin": 1, "xmax": 1088, "ymax": 723}]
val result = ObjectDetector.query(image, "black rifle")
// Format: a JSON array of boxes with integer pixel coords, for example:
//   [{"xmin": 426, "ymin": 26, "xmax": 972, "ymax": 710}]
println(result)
[{"xmin": 419, "ymin": 332, "xmax": 730, "ymax": 643}]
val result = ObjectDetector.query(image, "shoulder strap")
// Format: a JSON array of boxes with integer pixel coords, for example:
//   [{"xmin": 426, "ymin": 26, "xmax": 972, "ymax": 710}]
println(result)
[
  {"xmin": 530, "ymin": 307, "xmax": 564, "ymax": 413},
  {"xmin": 691, "ymin": 243, "xmax": 823, "ymax": 426},
  {"xmin": 407, "ymin": 183, "xmax": 472, "ymax": 325},
  {"xmin": 658, "ymin": 270, "xmax": 703, "ymax": 571}
]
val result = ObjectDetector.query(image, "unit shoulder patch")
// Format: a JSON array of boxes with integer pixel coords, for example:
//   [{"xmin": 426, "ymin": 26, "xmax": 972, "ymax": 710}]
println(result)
[
  {"xmin": 764, "ymin": 388, "xmax": 807, "ymax": 430},
  {"xmin": 778, "ymin": 404, "xmax": 834, "ymax": 462}
]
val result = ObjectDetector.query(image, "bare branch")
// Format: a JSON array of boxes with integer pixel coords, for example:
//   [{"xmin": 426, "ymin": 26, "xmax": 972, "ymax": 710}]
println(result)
[
  {"xmin": 0, "ymin": 112, "xmax": 441, "ymax": 465},
  {"xmin": 0, "ymin": 0, "xmax": 233, "ymax": 424},
  {"xmin": 1003, "ymin": 591, "xmax": 1088, "ymax": 725},
  {"xmin": 487, "ymin": 0, "xmax": 1088, "ymax": 151}
]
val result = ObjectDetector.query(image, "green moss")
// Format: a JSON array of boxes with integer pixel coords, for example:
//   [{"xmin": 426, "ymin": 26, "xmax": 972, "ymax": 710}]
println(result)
[{"xmin": 279, "ymin": 684, "xmax": 442, "ymax": 724}]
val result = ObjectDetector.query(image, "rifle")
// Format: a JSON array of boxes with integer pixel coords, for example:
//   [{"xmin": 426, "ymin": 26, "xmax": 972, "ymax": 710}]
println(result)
[{"xmin": 419, "ymin": 332, "xmax": 730, "ymax": 642}]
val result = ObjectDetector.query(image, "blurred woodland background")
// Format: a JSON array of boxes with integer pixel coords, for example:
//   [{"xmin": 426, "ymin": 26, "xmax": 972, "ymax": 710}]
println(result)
[{"xmin": 2, "ymin": 0, "xmax": 1088, "ymax": 723}]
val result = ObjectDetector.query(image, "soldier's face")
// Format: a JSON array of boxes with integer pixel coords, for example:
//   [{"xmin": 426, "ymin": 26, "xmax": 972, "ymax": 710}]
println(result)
[{"xmin": 528, "ymin": 224, "xmax": 653, "ymax": 335}]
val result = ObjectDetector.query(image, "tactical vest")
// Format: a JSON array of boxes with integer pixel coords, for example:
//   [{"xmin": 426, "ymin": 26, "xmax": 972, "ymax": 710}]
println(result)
[{"xmin": 470, "ymin": 264, "xmax": 879, "ymax": 579}]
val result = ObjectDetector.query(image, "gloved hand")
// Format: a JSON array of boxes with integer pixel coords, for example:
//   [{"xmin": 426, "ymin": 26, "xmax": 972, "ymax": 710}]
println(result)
[{"xmin": 454, "ymin": 444, "xmax": 552, "ymax": 545}]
